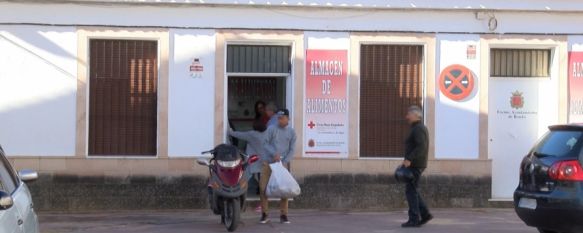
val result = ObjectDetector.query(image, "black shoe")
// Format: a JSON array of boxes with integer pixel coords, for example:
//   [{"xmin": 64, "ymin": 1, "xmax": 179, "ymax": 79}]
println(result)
[
  {"xmin": 280, "ymin": 215, "xmax": 291, "ymax": 224},
  {"xmin": 401, "ymin": 220, "xmax": 421, "ymax": 228},
  {"xmin": 259, "ymin": 213, "xmax": 269, "ymax": 224},
  {"xmin": 419, "ymin": 214, "xmax": 433, "ymax": 226}
]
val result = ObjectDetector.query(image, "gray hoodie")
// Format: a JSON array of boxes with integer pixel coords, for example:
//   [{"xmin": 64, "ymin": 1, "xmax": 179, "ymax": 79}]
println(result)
[
  {"xmin": 264, "ymin": 125, "xmax": 297, "ymax": 164},
  {"xmin": 228, "ymin": 130, "xmax": 266, "ymax": 174}
]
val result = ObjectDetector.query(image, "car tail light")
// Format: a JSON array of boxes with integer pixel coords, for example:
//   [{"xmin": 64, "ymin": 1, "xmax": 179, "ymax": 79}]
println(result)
[{"xmin": 548, "ymin": 160, "xmax": 583, "ymax": 181}]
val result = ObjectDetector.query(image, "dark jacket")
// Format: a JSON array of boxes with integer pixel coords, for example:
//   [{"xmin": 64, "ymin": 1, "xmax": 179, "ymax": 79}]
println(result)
[{"xmin": 404, "ymin": 121, "xmax": 429, "ymax": 169}]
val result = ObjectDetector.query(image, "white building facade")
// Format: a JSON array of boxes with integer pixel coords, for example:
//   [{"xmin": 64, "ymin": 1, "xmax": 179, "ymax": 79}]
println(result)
[{"xmin": 1, "ymin": 0, "xmax": 582, "ymax": 201}]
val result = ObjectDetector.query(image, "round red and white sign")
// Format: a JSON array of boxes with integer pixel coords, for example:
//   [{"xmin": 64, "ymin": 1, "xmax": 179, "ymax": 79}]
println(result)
[{"xmin": 438, "ymin": 64, "xmax": 475, "ymax": 101}]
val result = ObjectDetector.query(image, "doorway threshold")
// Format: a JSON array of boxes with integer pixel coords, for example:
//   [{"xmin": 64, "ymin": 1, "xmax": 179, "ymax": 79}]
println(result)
[{"xmin": 247, "ymin": 197, "xmax": 294, "ymax": 202}]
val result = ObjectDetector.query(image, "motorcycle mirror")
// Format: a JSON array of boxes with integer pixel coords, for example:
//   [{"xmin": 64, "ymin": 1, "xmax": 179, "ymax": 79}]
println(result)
[
  {"xmin": 196, "ymin": 159, "xmax": 210, "ymax": 167},
  {"xmin": 248, "ymin": 155, "xmax": 260, "ymax": 164}
]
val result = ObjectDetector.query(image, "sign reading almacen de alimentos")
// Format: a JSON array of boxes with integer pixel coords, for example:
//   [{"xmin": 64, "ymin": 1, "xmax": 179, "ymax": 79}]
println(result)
[{"xmin": 304, "ymin": 50, "xmax": 348, "ymax": 158}]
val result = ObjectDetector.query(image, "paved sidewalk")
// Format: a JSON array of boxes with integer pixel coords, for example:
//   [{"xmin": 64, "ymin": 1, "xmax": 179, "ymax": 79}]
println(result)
[{"xmin": 39, "ymin": 209, "xmax": 533, "ymax": 233}]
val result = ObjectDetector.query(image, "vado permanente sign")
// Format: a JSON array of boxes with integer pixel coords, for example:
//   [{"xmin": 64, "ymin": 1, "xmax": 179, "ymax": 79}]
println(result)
[
  {"xmin": 569, "ymin": 52, "xmax": 583, "ymax": 123},
  {"xmin": 304, "ymin": 50, "xmax": 348, "ymax": 158}
]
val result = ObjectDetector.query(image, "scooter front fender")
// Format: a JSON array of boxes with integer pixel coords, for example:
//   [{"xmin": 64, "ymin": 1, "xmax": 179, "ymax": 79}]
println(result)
[{"xmin": 208, "ymin": 168, "xmax": 251, "ymax": 199}]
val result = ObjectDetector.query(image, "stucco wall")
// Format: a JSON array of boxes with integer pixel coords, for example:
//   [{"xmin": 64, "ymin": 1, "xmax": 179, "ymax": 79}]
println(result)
[
  {"xmin": 0, "ymin": 25, "xmax": 77, "ymax": 156},
  {"xmin": 2, "ymin": 2, "xmax": 583, "ymax": 34},
  {"xmin": 168, "ymin": 29, "xmax": 216, "ymax": 157},
  {"xmin": 0, "ymin": 29, "xmax": 568, "ymax": 179},
  {"xmin": 0, "ymin": 3, "xmax": 576, "ymax": 188},
  {"xmin": 21, "ymin": 0, "xmax": 583, "ymax": 12},
  {"xmin": 435, "ymin": 34, "xmax": 481, "ymax": 159}
]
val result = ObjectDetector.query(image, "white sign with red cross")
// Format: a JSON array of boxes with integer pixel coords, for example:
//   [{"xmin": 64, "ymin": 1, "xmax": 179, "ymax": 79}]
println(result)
[{"xmin": 304, "ymin": 49, "xmax": 349, "ymax": 158}]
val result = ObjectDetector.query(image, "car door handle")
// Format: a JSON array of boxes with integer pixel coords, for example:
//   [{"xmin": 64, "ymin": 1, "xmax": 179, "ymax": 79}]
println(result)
[{"xmin": 17, "ymin": 219, "xmax": 23, "ymax": 226}]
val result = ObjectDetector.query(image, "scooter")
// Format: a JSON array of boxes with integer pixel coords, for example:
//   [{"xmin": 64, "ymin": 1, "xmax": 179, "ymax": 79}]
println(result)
[{"xmin": 197, "ymin": 144, "xmax": 259, "ymax": 232}]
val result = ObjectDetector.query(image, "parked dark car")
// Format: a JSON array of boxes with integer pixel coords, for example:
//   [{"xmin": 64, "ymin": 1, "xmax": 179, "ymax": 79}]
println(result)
[{"xmin": 514, "ymin": 124, "xmax": 583, "ymax": 233}]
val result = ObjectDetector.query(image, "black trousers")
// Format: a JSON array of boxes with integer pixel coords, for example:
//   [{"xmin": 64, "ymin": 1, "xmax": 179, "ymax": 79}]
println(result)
[{"xmin": 405, "ymin": 168, "xmax": 430, "ymax": 222}]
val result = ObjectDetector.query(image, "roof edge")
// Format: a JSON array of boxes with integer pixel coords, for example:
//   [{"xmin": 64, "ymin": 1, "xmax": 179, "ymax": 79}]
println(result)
[{"xmin": 4, "ymin": 0, "xmax": 583, "ymax": 13}]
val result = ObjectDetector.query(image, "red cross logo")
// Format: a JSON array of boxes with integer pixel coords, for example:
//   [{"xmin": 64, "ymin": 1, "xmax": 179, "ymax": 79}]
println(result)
[{"xmin": 308, "ymin": 121, "xmax": 316, "ymax": 129}]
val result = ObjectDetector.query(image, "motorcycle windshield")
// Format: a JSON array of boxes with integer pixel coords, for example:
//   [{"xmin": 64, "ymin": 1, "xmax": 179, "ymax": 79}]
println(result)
[{"xmin": 214, "ymin": 144, "xmax": 240, "ymax": 162}]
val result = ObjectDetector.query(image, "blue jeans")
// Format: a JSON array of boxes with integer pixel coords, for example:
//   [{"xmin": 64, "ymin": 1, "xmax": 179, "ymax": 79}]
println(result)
[{"xmin": 405, "ymin": 168, "xmax": 430, "ymax": 222}]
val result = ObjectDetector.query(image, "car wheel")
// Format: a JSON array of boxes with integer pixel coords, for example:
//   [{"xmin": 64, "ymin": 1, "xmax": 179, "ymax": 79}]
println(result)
[{"xmin": 537, "ymin": 228, "xmax": 559, "ymax": 233}]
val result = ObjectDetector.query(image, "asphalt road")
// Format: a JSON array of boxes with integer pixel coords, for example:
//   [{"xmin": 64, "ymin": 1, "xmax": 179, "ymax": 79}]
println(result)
[{"xmin": 39, "ymin": 209, "xmax": 536, "ymax": 233}]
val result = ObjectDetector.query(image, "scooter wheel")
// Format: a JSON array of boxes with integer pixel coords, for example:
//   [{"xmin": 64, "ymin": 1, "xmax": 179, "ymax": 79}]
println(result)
[{"xmin": 224, "ymin": 199, "xmax": 241, "ymax": 232}]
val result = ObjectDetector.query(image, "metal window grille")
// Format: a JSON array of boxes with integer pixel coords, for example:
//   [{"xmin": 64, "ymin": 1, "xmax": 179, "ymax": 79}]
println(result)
[
  {"xmin": 226, "ymin": 45, "xmax": 291, "ymax": 74},
  {"xmin": 360, "ymin": 45, "xmax": 424, "ymax": 158},
  {"xmin": 490, "ymin": 49, "xmax": 551, "ymax": 77},
  {"xmin": 88, "ymin": 39, "xmax": 158, "ymax": 156}
]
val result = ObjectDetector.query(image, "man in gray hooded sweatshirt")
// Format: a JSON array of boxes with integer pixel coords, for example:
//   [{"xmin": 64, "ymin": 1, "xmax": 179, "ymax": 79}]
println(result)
[{"xmin": 259, "ymin": 109, "xmax": 296, "ymax": 224}]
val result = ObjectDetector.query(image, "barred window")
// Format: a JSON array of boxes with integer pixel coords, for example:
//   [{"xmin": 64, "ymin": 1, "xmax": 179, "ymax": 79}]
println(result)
[
  {"xmin": 226, "ymin": 45, "xmax": 291, "ymax": 74},
  {"xmin": 490, "ymin": 49, "xmax": 551, "ymax": 77},
  {"xmin": 88, "ymin": 40, "xmax": 158, "ymax": 156},
  {"xmin": 360, "ymin": 45, "xmax": 423, "ymax": 158}
]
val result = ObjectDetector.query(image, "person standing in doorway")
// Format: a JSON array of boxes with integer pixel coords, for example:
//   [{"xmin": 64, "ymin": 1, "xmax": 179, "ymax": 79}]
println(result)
[
  {"xmin": 264, "ymin": 103, "xmax": 279, "ymax": 128},
  {"xmin": 228, "ymin": 119, "xmax": 267, "ymax": 213},
  {"xmin": 401, "ymin": 105, "xmax": 433, "ymax": 228},
  {"xmin": 260, "ymin": 109, "xmax": 296, "ymax": 224},
  {"xmin": 254, "ymin": 100, "xmax": 267, "ymax": 121}
]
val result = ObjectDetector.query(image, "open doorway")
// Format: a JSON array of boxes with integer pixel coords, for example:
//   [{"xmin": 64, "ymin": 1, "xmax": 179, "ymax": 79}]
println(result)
[
  {"xmin": 227, "ymin": 76, "xmax": 288, "ymax": 201},
  {"xmin": 225, "ymin": 44, "xmax": 292, "ymax": 200},
  {"xmin": 227, "ymin": 77, "xmax": 286, "ymax": 132}
]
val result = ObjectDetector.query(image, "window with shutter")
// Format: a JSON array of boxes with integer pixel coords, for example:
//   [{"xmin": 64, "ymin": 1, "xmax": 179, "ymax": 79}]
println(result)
[
  {"xmin": 490, "ymin": 49, "xmax": 551, "ymax": 77},
  {"xmin": 226, "ymin": 45, "xmax": 291, "ymax": 74},
  {"xmin": 88, "ymin": 40, "xmax": 158, "ymax": 156},
  {"xmin": 360, "ymin": 45, "xmax": 423, "ymax": 158}
]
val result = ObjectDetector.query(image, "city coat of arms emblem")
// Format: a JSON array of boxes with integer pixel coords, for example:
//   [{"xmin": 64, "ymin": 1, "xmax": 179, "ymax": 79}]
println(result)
[{"xmin": 510, "ymin": 91, "xmax": 524, "ymax": 109}]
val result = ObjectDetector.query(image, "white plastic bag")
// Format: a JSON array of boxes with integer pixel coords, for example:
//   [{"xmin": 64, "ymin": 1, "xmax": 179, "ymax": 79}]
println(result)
[{"xmin": 266, "ymin": 162, "xmax": 301, "ymax": 198}]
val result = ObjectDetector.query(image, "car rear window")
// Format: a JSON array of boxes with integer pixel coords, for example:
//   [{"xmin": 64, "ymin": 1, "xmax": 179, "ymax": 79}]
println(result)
[{"xmin": 534, "ymin": 130, "xmax": 583, "ymax": 158}]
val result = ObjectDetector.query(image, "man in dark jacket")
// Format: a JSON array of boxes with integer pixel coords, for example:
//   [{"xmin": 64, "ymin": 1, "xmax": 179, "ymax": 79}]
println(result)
[{"xmin": 402, "ymin": 105, "xmax": 433, "ymax": 228}]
